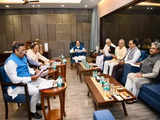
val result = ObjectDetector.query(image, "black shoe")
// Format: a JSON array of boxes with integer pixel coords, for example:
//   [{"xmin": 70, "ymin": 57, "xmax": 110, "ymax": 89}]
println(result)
[
  {"xmin": 36, "ymin": 103, "xmax": 48, "ymax": 111},
  {"xmin": 30, "ymin": 112, "xmax": 42, "ymax": 119}
]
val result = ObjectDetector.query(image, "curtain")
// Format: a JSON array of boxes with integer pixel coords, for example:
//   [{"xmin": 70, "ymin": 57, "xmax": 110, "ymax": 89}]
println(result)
[{"xmin": 90, "ymin": 6, "xmax": 100, "ymax": 51}]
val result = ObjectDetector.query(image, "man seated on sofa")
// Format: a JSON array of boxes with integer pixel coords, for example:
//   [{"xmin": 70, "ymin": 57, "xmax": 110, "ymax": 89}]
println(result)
[
  {"xmin": 4, "ymin": 42, "xmax": 55, "ymax": 119},
  {"xmin": 125, "ymin": 41, "xmax": 160, "ymax": 103},
  {"xmin": 70, "ymin": 40, "xmax": 87, "ymax": 63},
  {"xmin": 112, "ymin": 39, "xmax": 141, "ymax": 81},
  {"xmin": 96, "ymin": 38, "xmax": 116, "ymax": 70},
  {"xmin": 103, "ymin": 39, "xmax": 127, "ymax": 75}
]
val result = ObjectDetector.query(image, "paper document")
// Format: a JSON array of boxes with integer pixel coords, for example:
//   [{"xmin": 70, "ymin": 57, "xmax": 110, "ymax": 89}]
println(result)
[{"xmin": 38, "ymin": 80, "xmax": 54, "ymax": 90}]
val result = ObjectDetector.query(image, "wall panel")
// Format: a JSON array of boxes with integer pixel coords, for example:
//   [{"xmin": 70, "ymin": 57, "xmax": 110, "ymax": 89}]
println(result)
[{"xmin": 0, "ymin": 9, "xmax": 91, "ymax": 57}]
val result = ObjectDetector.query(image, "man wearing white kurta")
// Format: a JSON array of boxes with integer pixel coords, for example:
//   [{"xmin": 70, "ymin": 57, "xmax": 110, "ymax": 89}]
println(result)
[
  {"xmin": 125, "ymin": 42, "xmax": 160, "ymax": 100},
  {"xmin": 4, "ymin": 42, "xmax": 53, "ymax": 119},
  {"xmin": 70, "ymin": 40, "xmax": 87, "ymax": 63},
  {"xmin": 96, "ymin": 38, "xmax": 116, "ymax": 70},
  {"xmin": 26, "ymin": 43, "xmax": 50, "ymax": 65},
  {"xmin": 103, "ymin": 39, "xmax": 127, "ymax": 75}
]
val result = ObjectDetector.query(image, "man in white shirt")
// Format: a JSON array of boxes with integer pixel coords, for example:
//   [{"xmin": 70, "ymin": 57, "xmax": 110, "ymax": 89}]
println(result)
[
  {"xmin": 112, "ymin": 39, "xmax": 141, "ymax": 81},
  {"xmin": 4, "ymin": 42, "xmax": 53, "ymax": 119},
  {"xmin": 103, "ymin": 39, "xmax": 127, "ymax": 75}
]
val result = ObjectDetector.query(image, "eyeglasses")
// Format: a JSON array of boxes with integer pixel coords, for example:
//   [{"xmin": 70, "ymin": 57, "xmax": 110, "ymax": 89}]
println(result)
[{"xmin": 150, "ymin": 47, "xmax": 157, "ymax": 50}]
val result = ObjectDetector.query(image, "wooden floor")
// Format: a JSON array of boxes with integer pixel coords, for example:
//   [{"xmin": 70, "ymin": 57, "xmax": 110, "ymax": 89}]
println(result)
[{"xmin": 0, "ymin": 62, "xmax": 160, "ymax": 120}]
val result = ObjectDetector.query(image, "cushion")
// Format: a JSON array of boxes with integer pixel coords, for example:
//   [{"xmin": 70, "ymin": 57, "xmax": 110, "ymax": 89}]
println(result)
[
  {"xmin": 140, "ymin": 84, "xmax": 160, "ymax": 102},
  {"xmin": 137, "ymin": 50, "xmax": 148, "ymax": 62},
  {"xmin": 93, "ymin": 110, "xmax": 115, "ymax": 120},
  {"xmin": 4, "ymin": 94, "xmax": 27, "ymax": 103}
]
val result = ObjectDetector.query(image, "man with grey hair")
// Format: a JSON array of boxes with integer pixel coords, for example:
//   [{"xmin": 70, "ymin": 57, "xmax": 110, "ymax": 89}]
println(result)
[{"xmin": 125, "ymin": 41, "xmax": 160, "ymax": 103}]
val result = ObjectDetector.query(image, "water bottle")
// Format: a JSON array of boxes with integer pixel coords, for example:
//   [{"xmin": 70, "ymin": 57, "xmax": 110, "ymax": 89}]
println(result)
[
  {"xmin": 62, "ymin": 58, "xmax": 67, "ymax": 64},
  {"xmin": 61, "ymin": 54, "xmax": 64, "ymax": 59},
  {"xmin": 52, "ymin": 62, "xmax": 57, "ymax": 70},
  {"xmin": 93, "ymin": 71, "xmax": 97, "ymax": 78},
  {"xmin": 104, "ymin": 81, "xmax": 110, "ymax": 91},
  {"xmin": 57, "ymin": 76, "xmax": 62, "ymax": 87},
  {"xmin": 99, "ymin": 76, "xmax": 105, "ymax": 85}
]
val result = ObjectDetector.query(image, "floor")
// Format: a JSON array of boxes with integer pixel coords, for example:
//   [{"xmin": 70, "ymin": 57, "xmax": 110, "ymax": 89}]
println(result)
[{"xmin": 0, "ymin": 62, "xmax": 160, "ymax": 120}]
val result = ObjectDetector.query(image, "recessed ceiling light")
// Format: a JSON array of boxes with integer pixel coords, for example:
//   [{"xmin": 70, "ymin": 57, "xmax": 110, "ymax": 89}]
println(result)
[
  {"xmin": 5, "ymin": 5, "xmax": 10, "ymax": 8},
  {"xmin": 61, "ymin": 4, "xmax": 64, "ymax": 7},
  {"xmin": 85, "ymin": 4, "xmax": 88, "ymax": 8},
  {"xmin": 40, "ymin": 0, "xmax": 81, "ymax": 3}
]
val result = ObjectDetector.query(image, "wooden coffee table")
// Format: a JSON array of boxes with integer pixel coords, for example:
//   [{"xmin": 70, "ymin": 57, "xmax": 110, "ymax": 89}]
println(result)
[
  {"xmin": 84, "ymin": 75, "xmax": 136, "ymax": 116},
  {"xmin": 76, "ymin": 62, "xmax": 101, "ymax": 82}
]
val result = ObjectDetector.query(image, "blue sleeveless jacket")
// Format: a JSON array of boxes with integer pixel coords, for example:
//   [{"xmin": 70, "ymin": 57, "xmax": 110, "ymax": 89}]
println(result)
[{"xmin": 5, "ymin": 53, "xmax": 31, "ymax": 84}]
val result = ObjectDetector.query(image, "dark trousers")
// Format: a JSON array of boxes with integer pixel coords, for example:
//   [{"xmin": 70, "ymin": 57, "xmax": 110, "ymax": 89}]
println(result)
[{"xmin": 112, "ymin": 64, "xmax": 124, "ymax": 82}]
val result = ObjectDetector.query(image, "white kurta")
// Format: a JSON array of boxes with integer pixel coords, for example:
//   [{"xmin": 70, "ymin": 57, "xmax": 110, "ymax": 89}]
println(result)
[
  {"xmin": 70, "ymin": 46, "xmax": 86, "ymax": 63},
  {"xmin": 103, "ymin": 46, "xmax": 127, "ymax": 75},
  {"xmin": 27, "ymin": 49, "xmax": 49, "ymax": 65},
  {"xmin": 96, "ymin": 44, "xmax": 114, "ymax": 70},
  {"xmin": 125, "ymin": 60, "xmax": 160, "ymax": 97}
]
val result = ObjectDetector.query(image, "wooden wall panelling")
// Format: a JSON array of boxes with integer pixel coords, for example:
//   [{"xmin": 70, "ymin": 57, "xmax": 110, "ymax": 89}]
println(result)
[
  {"xmin": 0, "ymin": 9, "xmax": 92, "ymax": 57},
  {"xmin": 39, "ymin": 24, "xmax": 48, "ymax": 42},
  {"xmin": 47, "ymin": 15, "xmax": 57, "ymax": 24},
  {"xmin": 77, "ymin": 23, "xmax": 83, "ymax": 42},
  {"xmin": 150, "ymin": 16, "xmax": 160, "ymax": 38},
  {"xmin": 47, "ymin": 24, "xmax": 56, "ymax": 42},
  {"xmin": 56, "ymin": 14, "xmax": 63, "ymax": 24},
  {"xmin": 0, "ymin": 33, "xmax": 7, "ymax": 51},
  {"xmin": 71, "ymin": 15, "xmax": 77, "ymax": 41},
  {"xmin": 82, "ymin": 23, "xmax": 90, "ymax": 49},
  {"xmin": 13, "ymin": 15, "xmax": 23, "ymax": 42},
  {"xmin": 21, "ymin": 15, "xmax": 31, "ymax": 41},
  {"xmin": 30, "ymin": 23, "xmax": 40, "ymax": 41}
]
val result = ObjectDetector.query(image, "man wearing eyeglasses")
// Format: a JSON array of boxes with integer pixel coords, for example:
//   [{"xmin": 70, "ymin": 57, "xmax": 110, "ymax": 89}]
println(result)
[{"xmin": 125, "ymin": 41, "xmax": 160, "ymax": 103}]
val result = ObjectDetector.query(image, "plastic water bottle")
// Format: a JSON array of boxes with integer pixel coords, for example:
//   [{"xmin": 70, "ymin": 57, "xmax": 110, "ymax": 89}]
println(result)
[
  {"xmin": 52, "ymin": 62, "xmax": 57, "ymax": 70},
  {"xmin": 104, "ymin": 82, "xmax": 110, "ymax": 91},
  {"xmin": 57, "ymin": 76, "xmax": 63, "ymax": 87},
  {"xmin": 93, "ymin": 71, "xmax": 97, "ymax": 78},
  {"xmin": 62, "ymin": 58, "xmax": 67, "ymax": 64},
  {"xmin": 99, "ymin": 76, "xmax": 105, "ymax": 85}
]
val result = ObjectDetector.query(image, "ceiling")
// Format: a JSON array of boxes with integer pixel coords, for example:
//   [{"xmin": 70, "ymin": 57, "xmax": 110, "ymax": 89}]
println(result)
[{"xmin": 0, "ymin": 0, "xmax": 101, "ymax": 9}]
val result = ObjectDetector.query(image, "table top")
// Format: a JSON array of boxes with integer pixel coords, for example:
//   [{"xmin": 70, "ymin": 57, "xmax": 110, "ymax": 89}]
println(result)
[
  {"xmin": 78, "ymin": 62, "xmax": 101, "ymax": 72},
  {"xmin": 40, "ymin": 83, "xmax": 67, "ymax": 96},
  {"xmin": 85, "ymin": 75, "xmax": 136, "ymax": 105}
]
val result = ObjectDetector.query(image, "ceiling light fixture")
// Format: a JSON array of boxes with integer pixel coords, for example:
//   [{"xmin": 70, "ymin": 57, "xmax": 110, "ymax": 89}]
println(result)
[
  {"xmin": 5, "ymin": 5, "xmax": 10, "ymax": 8},
  {"xmin": 85, "ymin": 4, "xmax": 88, "ymax": 8},
  {"xmin": 61, "ymin": 4, "xmax": 64, "ymax": 7},
  {"xmin": 137, "ymin": 2, "xmax": 160, "ymax": 7},
  {"xmin": 39, "ymin": 0, "xmax": 81, "ymax": 3}
]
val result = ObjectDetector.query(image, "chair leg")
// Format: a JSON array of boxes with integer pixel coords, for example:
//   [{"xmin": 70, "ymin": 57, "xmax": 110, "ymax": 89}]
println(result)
[
  {"xmin": 17, "ymin": 103, "xmax": 20, "ymax": 108},
  {"xmin": 4, "ymin": 101, "xmax": 8, "ymax": 120},
  {"xmin": 26, "ymin": 100, "xmax": 31, "ymax": 120}
]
